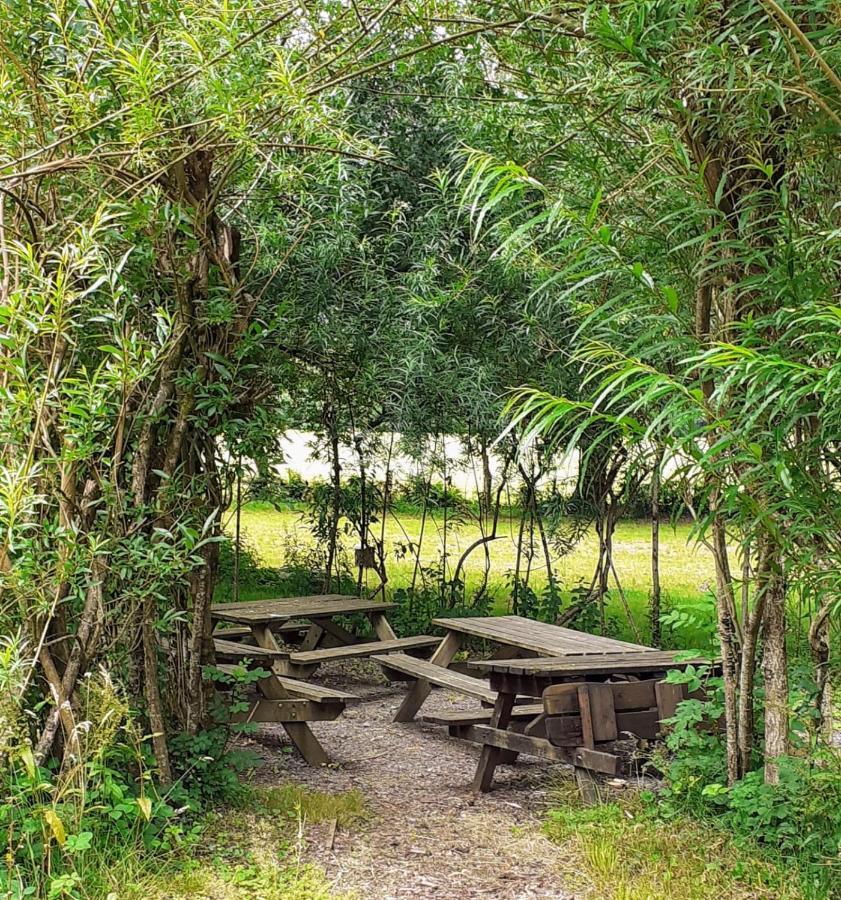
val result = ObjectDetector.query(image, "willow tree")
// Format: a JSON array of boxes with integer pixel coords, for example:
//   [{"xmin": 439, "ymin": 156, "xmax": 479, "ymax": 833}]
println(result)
[
  {"xmin": 0, "ymin": 0, "xmax": 464, "ymax": 781},
  {"xmin": 463, "ymin": 0, "xmax": 841, "ymax": 785}
]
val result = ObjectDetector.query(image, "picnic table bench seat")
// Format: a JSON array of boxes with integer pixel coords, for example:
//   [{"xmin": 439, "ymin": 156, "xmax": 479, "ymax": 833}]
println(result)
[
  {"xmin": 213, "ymin": 638, "xmax": 289, "ymax": 660},
  {"xmin": 217, "ymin": 663, "xmax": 360, "ymax": 729},
  {"xmin": 214, "ymin": 663, "xmax": 360, "ymax": 704},
  {"xmin": 213, "ymin": 621, "xmax": 310, "ymax": 641},
  {"xmin": 373, "ymin": 653, "xmax": 498, "ymax": 704},
  {"xmin": 422, "ymin": 703, "xmax": 544, "ymax": 727},
  {"xmin": 289, "ymin": 635, "xmax": 440, "ymax": 666}
]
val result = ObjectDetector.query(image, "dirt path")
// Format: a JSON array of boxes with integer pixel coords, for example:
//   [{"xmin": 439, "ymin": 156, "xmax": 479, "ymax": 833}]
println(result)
[{"xmin": 251, "ymin": 661, "xmax": 575, "ymax": 900}]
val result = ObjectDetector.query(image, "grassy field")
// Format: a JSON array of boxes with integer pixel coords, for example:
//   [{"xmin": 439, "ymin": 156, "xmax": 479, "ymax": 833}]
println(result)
[{"xmin": 224, "ymin": 503, "xmax": 717, "ymax": 648}]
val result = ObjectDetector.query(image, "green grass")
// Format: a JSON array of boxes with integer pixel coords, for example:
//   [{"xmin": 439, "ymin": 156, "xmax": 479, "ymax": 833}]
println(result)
[
  {"xmin": 223, "ymin": 502, "xmax": 717, "ymax": 647},
  {"xmin": 543, "ymin": 784, "xmax": 807, "ymax": 900},
  {"xmin": 103, "ymin": 785, "xmax": 365, "ymax": 899}
]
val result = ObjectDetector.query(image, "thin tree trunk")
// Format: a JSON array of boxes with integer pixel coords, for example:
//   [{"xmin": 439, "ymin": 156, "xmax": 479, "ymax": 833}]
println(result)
[
  {"xmin": 809, "ymin": 596, "xmax": 833, "ymax": 741},
  {"xmin": 142, "ymin": 591, "xmax": 172, "ymax": 784},
  {"xmin": 712, "ymin": 513, "xmax": 741, "ymax": 786},
  {"xmin": 323, "ymin": 402, "xmax": 341, "ymax": 592},
  {"xmin": 761, "ymin": 547, "xmax": 788, "ymax": 784},
  {"xmin": 650, "ymin": 447, "xmax": 663, "ymax": 646}
]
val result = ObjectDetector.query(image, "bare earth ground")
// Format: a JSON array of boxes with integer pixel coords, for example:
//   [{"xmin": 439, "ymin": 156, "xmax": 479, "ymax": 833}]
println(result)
[{"xmin": 248, "ymin": 660, "xmax": 576, "ymax": 900}]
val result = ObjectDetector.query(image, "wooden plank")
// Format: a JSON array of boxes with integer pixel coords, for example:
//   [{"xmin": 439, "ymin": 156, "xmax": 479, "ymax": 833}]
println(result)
[
  {"xmin": 615, "ymin": 709, "xmax": 661, "ymax": 739},
  {"xmin": 583, "ymin": 683, "xmax": 618, "ymax": 743},
  {"xmin": 391, "ymin": 631, "xmax": 463, "ymax": 723},
  {"xmin": 213, "ymin": 638, "xmax": 289, "ymax": 660},
  {"xmin": 471, "ymin": 652, "xmax": 707, "ymax": 677},
  {"xmin": 545, "ymin": 715, "xmax": 585, "ymax": 746},
  {"xmin": 213, "ymin": 663, "xmax": 359, "ymax": 704},
  {"xmin": 655, "ymin": 681, "xmax": 687, "ymax": 722},
  {"xmin": 572, "ymin": 747, "xmax": 620, "ymax": 776},
  {"xmin": 214, "ymin": 622, "xmax": 308, "ymax": 638},
  {"xmin": 543, "ymin": 683, "xmax": 580, "ymax": 715},
  {"xmin": 577, "ymin": 684, "xmax": 596, "ymax": 749},
  {"xmin": 275, "ymin": 676, "xmax": 361, "ymax": 705},
  {"xmin": 290, "ymin": 635, "xmax": 440, "ymax": 665},
  {"xmin": 230, "ymin": 698, "xmax": 345, "ymax": 723},
  {"xmin": 611, "ymin": 680, "xmax": 658, "ymax": 710},
  {"xmin": 422, "ymin": 703, "xmax": 544, "ymax": 726},
  {"xmin": 432, "ymin": 615, "xmax": 653, "ymax": 655},
  {"xmin": 375, "ymin": 652, "xmax": 497, "ymax": 705},
  {"xmin": 457, "ymin": 724, "xmax": 569, "ymax": 763},
  {"xmin": 212, "ymin": 595, "xmax": 396, "ymax": 624}
]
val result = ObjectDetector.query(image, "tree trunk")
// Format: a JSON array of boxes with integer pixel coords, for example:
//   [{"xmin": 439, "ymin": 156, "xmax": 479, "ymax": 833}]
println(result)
[
  {"xmin": 650, "ymin": 447, "xmax": 663, "ymax": 646},
  {"xmin": 142, "ymin": 591, "xmax": 172, "ymax": 784},
  {"xmin": 761, "ymin": 548, "xmax": 788, "ymax": 784},
  {"xmin": 711, "ymin": 514, "xmax": 741, "ymax": 786}
]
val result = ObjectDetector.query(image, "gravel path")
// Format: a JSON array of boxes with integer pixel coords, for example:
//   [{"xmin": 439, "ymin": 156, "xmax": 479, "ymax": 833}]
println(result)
[{"xmin": 250, "ymin": 661, "xmax": 575, "ymax": 899}]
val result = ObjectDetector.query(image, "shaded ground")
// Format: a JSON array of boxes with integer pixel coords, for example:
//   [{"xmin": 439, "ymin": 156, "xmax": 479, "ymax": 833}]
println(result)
[{"xmin": 249, "ymin": 661, "xmax": 574, "ymax": 900}]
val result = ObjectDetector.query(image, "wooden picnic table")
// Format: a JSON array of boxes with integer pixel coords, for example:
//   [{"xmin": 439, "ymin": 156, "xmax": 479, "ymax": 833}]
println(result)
[
  {"xmin": 377, "ymin": 615, "xmax": 655, "ymax": 724},
  {"xmin": 464, "ymin": 651, "xmax": 707, "ymax": 792},
  {"xmin": 210, "ymin": 594, "xmax": 438, "ymax": 764}
]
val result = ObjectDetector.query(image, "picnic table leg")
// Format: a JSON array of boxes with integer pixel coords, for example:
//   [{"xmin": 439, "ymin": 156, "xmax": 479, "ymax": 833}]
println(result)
[
  {"xmin": 370, "ymin": 611, "xmax": 398, "ymax": 641},
  {"xmin": 250, "ymin": 625, "xmax": 330, "ymax": 766},
  {"xmin": 299, "ymin": 624, "xmax": 326, "ymax": 652},
  {"xmin": 472, "ymin": 691, "xmax": 515, "ymax": 793},
  {"xmin": 393, "ymin": 630, "xmax": 461, "ymax": 723}
]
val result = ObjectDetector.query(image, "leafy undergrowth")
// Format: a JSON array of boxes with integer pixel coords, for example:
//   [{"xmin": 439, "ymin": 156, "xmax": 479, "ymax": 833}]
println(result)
[
  {"xmin": 542, "ymin": 784, "xmax": 808, "ymax": 900},
  {"xmin": 89, "ymin": 784, "xmax": 367, "ymax": 899}
]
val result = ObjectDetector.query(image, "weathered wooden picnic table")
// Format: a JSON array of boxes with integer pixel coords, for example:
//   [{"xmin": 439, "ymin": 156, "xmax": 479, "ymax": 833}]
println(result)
[
  {"xmin": 464, "ymin": 651, "xmax": 706, "ymax": 793},
  {"xmin": 375, "ymin": 614, "xmax": 654, "ymax": 723},
  {"xmin": 374, "ymin": 613, "xmax": 704, "ymax": 793},
  {"xmin": 210, "ymin": 594, "xmax": 438, "ymax": 765}
]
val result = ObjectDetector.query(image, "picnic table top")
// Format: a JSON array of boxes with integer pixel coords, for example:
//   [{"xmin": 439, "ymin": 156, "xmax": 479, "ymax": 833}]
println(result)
[
  {"xmin": 211, "ymin": 594, "xmax": 396, "ymax": 625},
  {"xmin": 468, "ymin": 650, "xmax": 707, "ymax": 677},
  {"xmin": 431, "ymin": 615, "xmax": 653, "ymax": 656}
]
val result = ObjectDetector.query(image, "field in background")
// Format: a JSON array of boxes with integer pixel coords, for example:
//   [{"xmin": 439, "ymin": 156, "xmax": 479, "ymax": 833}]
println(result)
[{"xmin": 224, "ymin": 503, "xmax": 717, "ymax": 647}]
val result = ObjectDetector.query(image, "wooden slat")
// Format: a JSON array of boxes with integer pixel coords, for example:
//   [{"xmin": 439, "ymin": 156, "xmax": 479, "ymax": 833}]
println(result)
[
  {"xmin": 655, "ymin": 681, "xmax": 687, "ymax": 721},
  {"xmin": 615, "ymin": 709, "xmax": 661, "ymax": 739},
  {"xmin": 543, "ymin": 683, "xmax": 580, "ymax": 715},
  {"xmin": 433, "ymin": 615, "xmax": 653, "ymax": 655},
  {"xmin": 230, "ymin": 697, "xmax": 345, "ymax": 723},
  {"xmin": 212, "ymin": 595, "xmax": 396, "ymax": 624},
  {"xmin": 471, "ymin": 651, "xmax": 707, "ymax": 677},
  {"xmin": 422, "ymin": 703, "xmax": 544, "ymax": 726},
  {"xmin": 546, "ymin": 715, "xmax": 585, "ymax": 746},
  {"xmin": 214, "ymin": 622, "xmax": 309, "ymax": 639},
  {"xmin": 290, "ymin": 635, "xmax": 440, "ymax": 665},
  {"xmin": 213, "ymin": 638, "xmax": 289, "ymax": 660},
  {"xmin": 611, "ymin": 680, "xmax": 658, "ymax": 710},
  {"xmin": 584, "ymin": 683, "xmax": 618, "ymax": 743},
  {"xmin": 275, "ymin": 676, "xmax": 361, "ymax": 705},
  {"xmin": 453, "ymin": 724, "xmax": 569, "ymax": 762},
  {"xmin": 572, "ymin": 747, "xmax": 620, "ymax": 776},
  {"xmin": 373, "ymin": 653, "xmax": 497, "ymax": 704},
  {"xmin": 214, "ymin": 664, "xmax": 360, "ymax": 704}
]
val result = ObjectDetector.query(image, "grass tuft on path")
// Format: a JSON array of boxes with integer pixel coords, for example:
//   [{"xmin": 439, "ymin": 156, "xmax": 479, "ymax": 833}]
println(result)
[{"xmin": 109, "ymin": 785, "xmax": 365, "ymax": 899}]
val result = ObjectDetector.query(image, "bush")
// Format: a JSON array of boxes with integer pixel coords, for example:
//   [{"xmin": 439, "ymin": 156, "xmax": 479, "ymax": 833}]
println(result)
[
  {"xmin": 0, "ymin": 671, "xmax": 204, "ymax": 899},
  {"xmin": 659, "ymin": 675, "xmax": 841, "ymax": 896},
  {"xmin": 246, "ymin": 470, "xmax": 310, "ymax": 507},
  {"xmin": 392, "ymin": 475, "xmax": 472, "ymax": 515}
]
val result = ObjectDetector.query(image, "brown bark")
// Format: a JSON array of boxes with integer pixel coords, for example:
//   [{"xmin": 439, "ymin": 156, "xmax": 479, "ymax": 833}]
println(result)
[
  {"xmin": 808, "ymin": 596, "xmax": 833, "ymax": 741},
  {"xmin": 142, "ymin": 590, "xmax": 172, "ymax": 784},
  {"xmin": 650, "ymin": 447, "xmax": 663, "ymax": 646},
  {"xmin": 712, "ymin": 514, "xmax": 741, "ymax": 785},
  {"xmin": 760, "ymin": 549, "xmax": 789, "ymax": 784}
]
